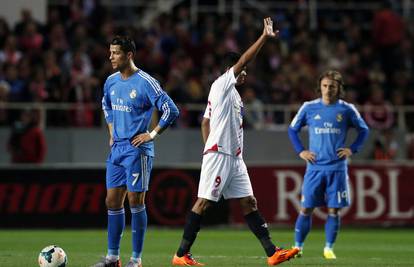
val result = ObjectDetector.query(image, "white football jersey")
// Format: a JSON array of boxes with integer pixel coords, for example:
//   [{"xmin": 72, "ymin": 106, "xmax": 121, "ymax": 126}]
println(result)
[{"xmin": 203, "ymin": 67, "xmax": 244, "ymax": 157}]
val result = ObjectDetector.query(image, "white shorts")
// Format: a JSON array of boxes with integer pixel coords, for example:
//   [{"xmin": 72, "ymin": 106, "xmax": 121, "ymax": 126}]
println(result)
[{"xmin": 198, "ymin": 152, "xmax": 253, "ymax": 202}]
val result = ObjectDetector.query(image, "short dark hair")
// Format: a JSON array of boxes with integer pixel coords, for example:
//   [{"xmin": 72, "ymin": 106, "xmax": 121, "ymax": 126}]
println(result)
[
  {"xmin": 111, "ymin": 36, "xmax": 136, "ymax": 55},
  {"xmin": 221, "ymin": 52, "xmax": 241, "ymax": 73},
  {"xmin": 316, "ymin": 70, "xmax": 345, "ymax": 98}
]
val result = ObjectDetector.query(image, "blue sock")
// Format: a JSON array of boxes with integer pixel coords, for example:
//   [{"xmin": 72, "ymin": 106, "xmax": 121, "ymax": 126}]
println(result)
[
  {"xmin": 107, "ymin": 208, "xmax": 125, "ymax": 256},
  {"xmin": 325, "ymin": 214, "xmax": 340, "ymax": 248},
  {"xmin": 294, "ymin": 214, "xmax": 312, "ymax": 248},
  {"xmin": 131, "ymin": 204, "xmax": 147, "ymax": 259}
]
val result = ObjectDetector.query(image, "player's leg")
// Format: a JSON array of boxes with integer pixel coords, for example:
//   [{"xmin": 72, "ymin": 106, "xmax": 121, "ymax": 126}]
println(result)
[
  {"xmin": 125, "ymin": 153, "xmax": 153, "ymax": 267},
  {"xmin": 92, "ymin": 161, "xmax": 127, "ymax": 267},
  {"xmin": 294, "ymin": 170, "xmax": 325, "ymax": 254},
  {"xmin": 293, "ymin": 207, "xmax": 313, "ymax": 255},
  {"xmin": 224, "ymin": 160, "xmax": 275, "ymax": 256},
  {"xmin": 225, "ymin": 159, "xmax": 299, "ymax": 265},
  {"xmin": 323, "ymin": 207, "xmax": 340, "ymax": 259},
  {"xmin": 323, "ymin": 170, "xmax": 350, "ymax": 259},
  {"xmin": 173, "ymin": 153, "xmax": 230, "ymax": 266},
  {"xmin": 240, "ymin": 196, "xmax": 276, "ymax": 257},
  {"xmin": 172, "ymin": 197, "xmax": 211, "ymax": 266}
]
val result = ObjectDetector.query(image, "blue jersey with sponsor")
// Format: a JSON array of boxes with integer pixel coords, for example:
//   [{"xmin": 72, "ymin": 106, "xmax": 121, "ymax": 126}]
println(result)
[
  {"xmin": 102, "ymin": 70, "xmax": 179, "ymax": 156},
  {"xmin": 289, "ymin": 98, "xmax": 369, "ymax": 171}
]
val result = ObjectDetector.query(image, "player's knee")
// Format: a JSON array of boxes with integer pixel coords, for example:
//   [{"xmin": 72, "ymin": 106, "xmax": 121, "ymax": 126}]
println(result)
[
  {"xmin": 300, "ymin": 208, "xmax": 314, "ymax": 215},
  {"xmin": 105, "ymin": 197, "xmax": 123, "ymax": 209},
  {"xmin": 240, "ymin": 196, "xmax": 257, "ymax": 211},
  {"xmin": 192, "ymin": 198, "xmax": 211, "ymax": 214},
  {"xmin": 328, "ymin": 208, "xmax": 340, "ymax": 216},
  {"xmin": 127, "ymin": 192, "xmax": 145, "ymax": 206}
]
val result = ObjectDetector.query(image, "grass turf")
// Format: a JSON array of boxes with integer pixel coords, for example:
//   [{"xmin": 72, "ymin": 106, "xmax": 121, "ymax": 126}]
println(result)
[{"xmin": 0, "ymin": 228, "xmax": 413, "ymax": 266}]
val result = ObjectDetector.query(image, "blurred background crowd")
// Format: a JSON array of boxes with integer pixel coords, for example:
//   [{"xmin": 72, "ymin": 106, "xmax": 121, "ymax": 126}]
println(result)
[{"xmin": 1, "ymin": 0, "xmax": 414, "ymax": 162}]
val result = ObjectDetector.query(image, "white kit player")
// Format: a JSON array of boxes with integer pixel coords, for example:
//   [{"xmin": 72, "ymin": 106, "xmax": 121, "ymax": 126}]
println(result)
[{"xmin": 172, "ymin": 17, "xmax": 299, "ymax": 266}]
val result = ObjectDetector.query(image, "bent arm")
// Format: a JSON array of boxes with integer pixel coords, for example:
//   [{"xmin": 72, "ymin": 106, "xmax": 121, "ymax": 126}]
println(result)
[
  {"xmin": 349, "ymin": 127, "xmax": 369, "ymax": 154},
  {"xmin": 288, "ymin": 127, "xmax": 305, "ymax": 154},
  {"xmin": 201, "ymin": 118, "xmax": 210, "ymax": 144}
]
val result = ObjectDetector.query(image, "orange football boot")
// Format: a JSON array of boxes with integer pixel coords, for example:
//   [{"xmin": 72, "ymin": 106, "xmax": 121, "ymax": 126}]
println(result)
[
  {"xmin": 172, "ymin": 253, "xmax": 204, "ymax": 266},
  {"xmin": 267, "ymin": 247, "xmax": 300, "ymax": 265}
]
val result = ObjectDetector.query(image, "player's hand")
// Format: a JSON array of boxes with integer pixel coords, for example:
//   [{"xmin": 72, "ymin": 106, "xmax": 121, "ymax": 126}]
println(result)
[
  {"xmin": 109, "ymin": 137, "xmax": 114, "ymax": 147},
  {"xmin": 337, "ymin": 148, "xmax": 352, "ymax": 158},
  {"xmin": 263, "ymin": 17, "xmax": 278, "ymax": 38},
  {"xmin": 299, "ymin": 150, "xmax": 316, "ymax": 164},
  {"xmin": 131, "ymin": 133, "xmax": 153, "ymax": 147}
]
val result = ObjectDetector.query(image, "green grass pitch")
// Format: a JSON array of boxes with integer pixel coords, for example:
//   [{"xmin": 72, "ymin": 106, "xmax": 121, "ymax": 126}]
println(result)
[{"xmin": 0, "ymin": 228, "xmax": 413, "ymax": 266}]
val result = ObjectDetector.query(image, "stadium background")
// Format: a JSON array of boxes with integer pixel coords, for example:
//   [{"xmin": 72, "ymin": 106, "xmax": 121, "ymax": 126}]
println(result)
[{"xmin": 0, "ymin": 0, "xmax": 413, "ymax": 231}]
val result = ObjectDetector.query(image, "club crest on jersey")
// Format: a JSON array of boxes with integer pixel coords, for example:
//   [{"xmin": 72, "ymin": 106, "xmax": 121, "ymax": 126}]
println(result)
[
  {"xmin": 336, "ymin": 113, "xmax": 343, "ymax": 122},
  {"xmin": 130, "ymin": 89, "xmax": 137, "ymax": 99}
]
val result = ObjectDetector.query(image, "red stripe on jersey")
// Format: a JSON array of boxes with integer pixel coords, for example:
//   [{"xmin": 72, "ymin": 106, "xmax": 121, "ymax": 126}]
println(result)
[
  {"xmin": 235, "ymin": 147, "xmax": 241, "ymax": 156},
  {"xmin": 203, "ymin": 143, "xmax": 219, "ymax": 155}
]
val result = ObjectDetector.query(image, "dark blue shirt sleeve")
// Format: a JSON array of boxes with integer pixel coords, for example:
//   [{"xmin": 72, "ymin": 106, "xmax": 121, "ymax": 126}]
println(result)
[
  {"xmin": 145, "ymin": 80, "xmax": 179, "ymax": 128},
  {"xmin": 288, "ymin": 127, "xmax": 305, "ymax": 154},
  {"xmin": 348, "ymin": 104, "xmax": 370, "ymax": 153},
  {"xmin": 101, "ymin": 79, "xmax": 113, "ymax": 124},
  {"xmin": 288, "ymin": 103, "xmax": 308, "ymax": 154}
]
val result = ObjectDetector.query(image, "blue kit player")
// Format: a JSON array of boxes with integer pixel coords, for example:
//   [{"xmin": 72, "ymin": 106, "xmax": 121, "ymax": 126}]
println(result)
[
  {"xmin": 93, "ymin": 36, "xmax": 179, "ymax": 267},
  {"xmin": 288, "ymin": 70, "xmax": 369, "ymax": 259}
]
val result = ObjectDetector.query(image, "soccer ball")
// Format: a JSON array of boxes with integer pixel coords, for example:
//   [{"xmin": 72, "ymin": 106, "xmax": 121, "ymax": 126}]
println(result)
[{"xmin": 38, "ymin": 245, "xmax": 67, "ymax": 267}]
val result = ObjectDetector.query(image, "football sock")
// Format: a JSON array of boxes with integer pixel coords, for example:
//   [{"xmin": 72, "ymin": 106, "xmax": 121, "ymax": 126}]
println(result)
[
  {"xmin": 294, "ymin": 213, "xmax": 312, "ymax": 248},
  {"xmin": 131, "ymin": 205, "xmax": 147, "ymax": 259},
  {"xmin": 325, "ymin": 214, "xmax": 340, "ymax": 248},
  {"xmin": 177, "ymin": 211, "xmax": 203, "ymax": 257},
  {"xmin": 107, "ymin": 208, "xmax": 125, "ymax": 257},
  {"xmin": 244, "ymin": 210, "xmax": 276, "ymax": 257}
]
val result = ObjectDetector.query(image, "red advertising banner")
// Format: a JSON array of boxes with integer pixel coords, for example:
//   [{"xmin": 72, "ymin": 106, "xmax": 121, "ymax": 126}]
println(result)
[{"xmin": 230, "ymin": 164, "xmax": 414, "ymax": 226}]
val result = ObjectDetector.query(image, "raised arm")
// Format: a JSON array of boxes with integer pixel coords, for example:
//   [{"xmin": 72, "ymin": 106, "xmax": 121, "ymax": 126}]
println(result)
[{"xmin": 232, "ymin": 17, "xmax": 278, "ymax": 76}]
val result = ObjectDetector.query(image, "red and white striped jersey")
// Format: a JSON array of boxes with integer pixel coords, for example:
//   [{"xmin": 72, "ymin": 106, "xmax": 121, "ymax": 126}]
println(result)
[{"xmin": 203, "ymin": 67, "xmax": 244, "ymax": 158}]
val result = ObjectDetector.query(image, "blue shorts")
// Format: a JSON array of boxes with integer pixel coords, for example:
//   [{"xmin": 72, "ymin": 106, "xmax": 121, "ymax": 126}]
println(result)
[
  {"xmin": 106, "ymin": 140, "xmax": 153, "ymax": 192},
  {"xmin": 301, "ymin": 170, "xmax": 350, "ymax": 208}
]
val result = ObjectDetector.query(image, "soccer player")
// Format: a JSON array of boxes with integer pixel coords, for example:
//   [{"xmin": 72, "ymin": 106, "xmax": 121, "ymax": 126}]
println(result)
[
  {"xmin": 93, "ymin": 36, "xmax": 179, "ymax": 267},
  {"xmin": 172, "ymin": 18, "xmax": 299, "ymax": 266},
  {"xmin": 288, "ymin": 70, "xmax": 369, "ymax": 259}
]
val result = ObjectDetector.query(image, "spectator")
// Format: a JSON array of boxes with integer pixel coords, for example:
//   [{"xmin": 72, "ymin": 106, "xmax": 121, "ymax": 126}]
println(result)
[
  {"xmin": 0, "ymin": 81, "xmax": 10, "ymax": 125},
  {"xmin": 372, "ymin": 1, "xmax": 405, "ymax": 81},
  {"xmin": 7, "ymin": 109, "xmax": 46, "ymax": 163},
  {"xmin": 242, "ymin": 87, "xmax": 265, "ymax": 130},
  {"xmin": 372, "ymin": 129, "xmax": 399, "ymax": 160},
  {"xmin": 0, "ymin": 35, "xmax": 22, "ymax": 65},
  {"xmin": 364, "ymin": 83, "xmax": 394, "ymax": 130}
]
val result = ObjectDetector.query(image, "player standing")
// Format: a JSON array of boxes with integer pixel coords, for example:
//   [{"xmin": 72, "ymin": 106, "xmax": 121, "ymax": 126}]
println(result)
[
  {"xmin": 172, "ymin": 18, "xmax": 299, "ymax": 266},
  {"xmin": 288, "ymin": 70, "xmax": 369, "ymax": 259},
  {"xmin": 93, "ymin": 36, "xmax": 179, "ymax": 267}
]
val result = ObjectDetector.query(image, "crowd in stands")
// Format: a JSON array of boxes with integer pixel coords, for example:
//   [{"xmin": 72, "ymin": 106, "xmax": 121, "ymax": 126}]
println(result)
[{"xmin": 1, "ymin": 1, "xmax": 414, "ymax": 161}]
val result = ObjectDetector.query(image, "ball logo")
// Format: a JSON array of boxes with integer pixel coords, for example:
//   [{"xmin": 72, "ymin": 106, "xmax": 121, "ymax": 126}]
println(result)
[
  {"xmin": 336, "ymin": 113, "xmax": 343, "ymax": 122},
  {"xmin": 130, "ymin": 89, "xmax": 137, "ymax": 99}
]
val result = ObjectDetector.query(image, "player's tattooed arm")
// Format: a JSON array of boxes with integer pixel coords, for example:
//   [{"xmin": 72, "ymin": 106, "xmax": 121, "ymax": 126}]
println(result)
[{"xmin": 232, "ymin": 17, "xmax": 278, "ymax": 76}]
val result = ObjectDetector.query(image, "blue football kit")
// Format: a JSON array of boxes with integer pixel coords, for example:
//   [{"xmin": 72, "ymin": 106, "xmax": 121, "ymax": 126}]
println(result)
[
  {"xmin": 288, "ymin": 98, "xmax": 369, "ymax": 208},
  {"xmin": 102, "ymin": 69, "xmax": 179, "ymax": 192}
]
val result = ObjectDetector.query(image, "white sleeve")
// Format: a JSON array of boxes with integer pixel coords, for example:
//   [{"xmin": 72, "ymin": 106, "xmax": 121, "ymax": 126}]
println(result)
[
  {"xmin": 203, "ymin": 104, "xmax": 210, "ymax": 119},
  {"xmin": 212, "ymin": 67, "xmax": 237, "ymax": 94}
]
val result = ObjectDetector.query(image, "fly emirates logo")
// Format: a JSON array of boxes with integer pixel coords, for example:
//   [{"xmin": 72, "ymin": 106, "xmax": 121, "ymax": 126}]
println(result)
[
  {"xmin": 314, "ymin": 122, "xmax": 341, "ymax": 134},
  {"xmin": 112, "ymin": 98, "xmax": 132, "ymax": 112}
]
